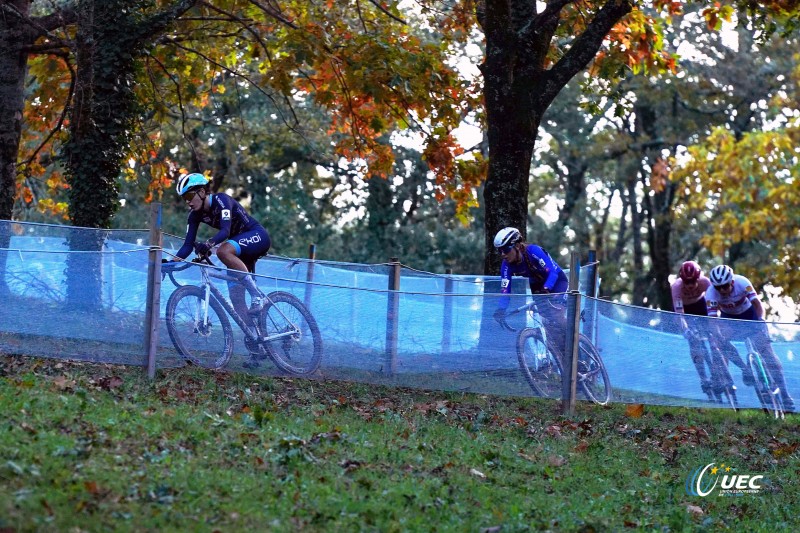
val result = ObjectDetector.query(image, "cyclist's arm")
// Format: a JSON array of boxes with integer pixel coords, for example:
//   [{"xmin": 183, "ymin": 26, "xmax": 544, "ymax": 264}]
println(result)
[
  {"xmin": 670, "ymin": 282, "xmax": 691, "ymax": 331},
  {"xmin": 498, "ymin": 261, "xmax": 512, "ymax": 311},
  {"xmin": 740, "ymin": 276, "xmax": 764, "ymax": 319},
  {"xmin": 206, "ymin": 194, "xmax": 234, "ymax": 246},
  {"xmin": 175, "ymin": 215, "xmax": 201, "ymax": 259},
  {"xmin": 529, "ymin": 245, "xmax": 560, "ymax": 291},
  {"xmin": 751, "ymin": 297, "xmax": 766, "ymax": 320},
  {"xmin": 706, "ymin": 289, "xmax": 721, "ymax": 317}
]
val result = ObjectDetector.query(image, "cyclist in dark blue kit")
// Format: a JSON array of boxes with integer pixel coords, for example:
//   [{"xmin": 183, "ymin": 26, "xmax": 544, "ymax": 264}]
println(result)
[
  {"xmin": 492, "ymin": 227, "xmax": 570, "ymax": 353},
  {"xmin": 166, "ymin": 173, "xmax": 272, "ymax": 327}
]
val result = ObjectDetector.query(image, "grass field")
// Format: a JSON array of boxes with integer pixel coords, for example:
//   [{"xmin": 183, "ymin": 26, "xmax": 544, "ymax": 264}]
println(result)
[{"xmin": 1, "ymin": 355, "xmax": 798, "ymax": 532}]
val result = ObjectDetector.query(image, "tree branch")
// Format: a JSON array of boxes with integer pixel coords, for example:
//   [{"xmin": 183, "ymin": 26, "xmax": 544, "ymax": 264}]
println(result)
[
  {"xmin": 543, "ymin": 0, "xmax": 633, "ymax": 106},
  {"xmin": 18, "ymin": 52, "xmax": 75, "ymax": 170},
  {"xmin": 366, "ymin": 0, "xmax": 407, "ymax": 25}
]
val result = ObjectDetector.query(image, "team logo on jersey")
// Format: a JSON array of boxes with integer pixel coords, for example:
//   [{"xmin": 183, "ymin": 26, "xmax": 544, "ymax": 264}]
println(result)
[
  {"xmin": 500, "ymin": 279, "xmax": 510, "ymax": 289},
  {"xmin": 539, "ymin": 258, "xmax": 546, "ymax": 268},
  {"xmin": 221, "ymin": 209, "xmax": 231, "ymax": 220}
]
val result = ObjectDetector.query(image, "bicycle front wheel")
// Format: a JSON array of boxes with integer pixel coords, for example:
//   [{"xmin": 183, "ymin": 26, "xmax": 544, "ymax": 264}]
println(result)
[
  {"xmin": 259, "ymin": 291, "xmax": 323, "ymax": 375},
  {"xmin": 748, "ymin": 352, "xmax": 783, "ymax": 418},
  {"xmin": 516, "ymin": 327, "xmax": 563, "ymax": 399},
  {"xmin": 166, "ymin": 285, "xmax": 233, "ymax": 369},
  {"xmin": 577, "ymin": 335, "xmax": 612, "ymax": 405}
]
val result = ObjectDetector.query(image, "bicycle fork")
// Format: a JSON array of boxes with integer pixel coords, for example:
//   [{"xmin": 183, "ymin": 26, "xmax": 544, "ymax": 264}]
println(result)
[{"xmin": 192, "ymin": 284, "xmax": 212, "ymax": 335}]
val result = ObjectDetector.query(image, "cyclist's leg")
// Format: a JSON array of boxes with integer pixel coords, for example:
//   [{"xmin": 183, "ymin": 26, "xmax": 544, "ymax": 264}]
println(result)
[
  {"xmin": 219, "ymin": 228, "xmax": 271, "ymax": 297},
  {"xmin": 712, "ymin": 319, "xmax": 752, "ymax": 383},
  {"xmin": 212, "ymin": 242, "xmax": 250, "ymax": 323},
  {"xmin": 537, "ymin": 292, "xmax": 568, "ymax": 361},
  {"xmin": 688, "ymin": 337, "xmax": 712, "ymax": 394},
  {"xmin": 684, "ymin": 305, "xmax": 712, "ymax": 394}
]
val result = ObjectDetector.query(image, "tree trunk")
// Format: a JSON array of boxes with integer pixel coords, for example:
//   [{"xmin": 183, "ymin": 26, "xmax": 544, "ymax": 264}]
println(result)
[
  {"xmin": 0, "ymin": 0, "xmax": 31, "ymax": 222},
  {"xmin": 0, "ymin": 1, "xmax": 32, "ymax": 296},
  {"xmin": 478, "ymin": 0, "xmax": 633, "ymax": 275}
]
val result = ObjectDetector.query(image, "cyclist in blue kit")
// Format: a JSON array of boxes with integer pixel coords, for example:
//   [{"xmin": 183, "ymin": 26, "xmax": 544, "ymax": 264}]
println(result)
[
  {"xmin": 166, "ymin": 172, "xmax": 271, "ymax": 324},
  {"xmin": 492, "ymin": 227, "xmax": 569, "ymax": 353}
]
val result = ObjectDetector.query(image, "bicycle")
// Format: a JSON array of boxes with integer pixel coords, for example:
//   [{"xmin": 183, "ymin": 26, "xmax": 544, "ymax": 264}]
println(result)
[
  {"xmin": 498, "ymin": 299, "xmax": 612, "ymax": 405},
  {"xmin": 161, "ymin": 256, "xmax": 323, "ymax": 375},
  {"xmin": 744, "ymin": 337, "xmax": 784, "ymax": 419},
  {"xmin": 690, "ymin": 329, "xmax": 738, "ymax": 411}
]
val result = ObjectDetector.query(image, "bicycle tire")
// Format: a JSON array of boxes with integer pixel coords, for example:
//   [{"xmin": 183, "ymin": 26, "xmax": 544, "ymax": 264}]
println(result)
[
  {"xmin": 258, "ymin": 291, "xmax": 323, "ymax": 375},
  {"xmin": 712, "ymin": 351, "xmax": 738, "ymax": 411},
  {"xmin": 516, "ymin": 327, "xmax": 563, "ymax": 399},
  {"xmin": 748, "ymin": 351, "xmax": 783, "ymax": 418},
  {"xmin": 166, "ymin": 285, "xmax": 233, "ymax": 369},
  {"xmin": 577, "ymin": 335, "xmax": 612, "ymax": 405}
]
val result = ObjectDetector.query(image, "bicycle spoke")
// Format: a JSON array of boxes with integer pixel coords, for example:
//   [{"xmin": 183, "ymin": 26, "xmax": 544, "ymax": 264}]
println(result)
[
  {"xmin": 258, "ymin": 292, "xmax": 322, "ymax": 375},
  {"xmin": 516, "ymin": 328, "xmax": 562, "ymax": 399},
  {"xmin": 577, "ymin": 336, "xmax": 612, "ymax": 405},
  {"xmin": 166, "ymin": 286, "xmax": 233, "ymax": 369}
]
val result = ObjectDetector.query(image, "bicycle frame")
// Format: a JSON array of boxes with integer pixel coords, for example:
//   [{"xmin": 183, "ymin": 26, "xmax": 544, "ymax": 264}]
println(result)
[
  {"xmin": 165, "ymin": 259, "xmax": 300, "ymax": 344},
  {"xmin": 693, "ymin": 332, "xmax": 737, "ymax": 409}
]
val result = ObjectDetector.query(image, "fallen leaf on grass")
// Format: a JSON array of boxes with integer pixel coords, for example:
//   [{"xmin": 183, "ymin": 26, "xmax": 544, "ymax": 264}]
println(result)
[
  {"xmin": 548, "ymin": 455, "xmax": 567, "ymax": 467},
  {"xmin": 545, "ymin": 424, "xmax": 563, "ymax": 438},
  {"xmin": 574, "ymin": 440, "xmax": 589, "ymax": 453},
  {"xmin": 685, "ymin": 504, "xmax": 703, "ymax": 515},
  {"xmin": 470, "ymin": 468, "xmax": 486, "ymax": 479},
  {"xmin": 625, "ymin": 404, "xmax": 644, "ymax": 418},
  {"xmin": 97, "ymin": 376, "xmax": 123, "ymax": 391}
]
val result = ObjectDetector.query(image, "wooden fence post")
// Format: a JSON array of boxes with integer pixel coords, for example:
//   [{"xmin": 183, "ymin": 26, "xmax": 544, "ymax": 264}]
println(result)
[
  {"xmin": 441, "ymin": 268, "xmax": 453, "ymax": 354},
  {"xmin": 304, "ymin": 243, "xmax": 316, "ymax": 309},
  {"xmin": 585, "ymin": 249, "xmax": 599, "ymax": 345},
  {"xmin": 562, "ymin": 251, "xmax": 581, "ymax": 415},
  {"xmin": 144, "ymin": 203, "xmax": 163, "ymax": 379},
  {"xmin": 385, "ymin": 257, "xmax": 401, "ymax": 375}
]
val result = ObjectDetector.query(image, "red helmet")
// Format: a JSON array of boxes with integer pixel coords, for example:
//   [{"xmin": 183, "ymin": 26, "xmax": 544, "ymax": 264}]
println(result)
[{"xmin": 679, "ymin": 261, "xmax": 702, "ymax": 282}]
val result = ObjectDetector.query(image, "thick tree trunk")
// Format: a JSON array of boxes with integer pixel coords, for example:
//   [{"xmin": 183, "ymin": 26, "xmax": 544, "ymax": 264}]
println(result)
[
  {"xmin": 482, "ymin": 110, "xmax": 538, "ymax": 274},
  {"xmin": 478, "ymin": 0, "xmax": 633, "ymax": 275},
  {"xmin": 0, "ymin": 1, "xmax": 32, "ymax": 296},
  {"xmin": 0, "ymin": 0, "xmax": 31, "ymax": 222}
]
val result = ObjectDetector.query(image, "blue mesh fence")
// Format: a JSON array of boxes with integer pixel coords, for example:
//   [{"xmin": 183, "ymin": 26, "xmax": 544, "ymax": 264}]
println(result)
[{"xmin": 2, "ymin": 220, "xmax": 798, "ymax": 413}]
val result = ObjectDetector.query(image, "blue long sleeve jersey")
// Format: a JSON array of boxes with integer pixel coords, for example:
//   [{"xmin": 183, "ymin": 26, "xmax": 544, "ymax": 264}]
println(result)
[
  {"xmin": 176, "ymin": 193, "xmax": 262, "ymax": 259},
  {"xmin": 498, "ymin": 244, "xmax": 568, "ymax": 310}
]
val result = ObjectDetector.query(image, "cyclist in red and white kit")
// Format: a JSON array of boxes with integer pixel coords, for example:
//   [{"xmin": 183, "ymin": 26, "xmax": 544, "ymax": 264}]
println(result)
[
  {"xmin": 671, "ymin": 261, "xmax": 718, "ymax": 396},
  {"xmin": 705, "ymin": 264, "xmax": 794, "ymax": 410}
]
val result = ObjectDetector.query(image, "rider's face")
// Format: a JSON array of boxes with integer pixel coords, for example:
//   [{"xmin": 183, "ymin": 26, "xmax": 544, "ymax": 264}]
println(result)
[
  {"xmin": 183, "ymin": 190, "xmax": 205, "ymax": 212},
  {"xmin": 501, "ymin": 245, "xmax": 521, "ymax": 265},
  {"xmin": 716, "ymin": 281, "xmax": 733, "ymax": 295}
]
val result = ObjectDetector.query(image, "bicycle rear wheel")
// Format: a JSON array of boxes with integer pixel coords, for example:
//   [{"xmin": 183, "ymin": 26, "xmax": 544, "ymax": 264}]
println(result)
[
  {"xmin": 166, "ymin": 285, "xmax": 233, "ymax": 369},
  {"xmin": 516, "ymin": 327, "xmax": 563, "ymax": 399},
  {"xmin": 258, "ymin": 291, "xmax": 323, "ymax": 375},
  {"xmin": 577, "ymin": 335, "xmax": 612, "ymax": 405},
  {"xmin": 748, "ymin": 352, "xmax": 783, "ymax": 419}
]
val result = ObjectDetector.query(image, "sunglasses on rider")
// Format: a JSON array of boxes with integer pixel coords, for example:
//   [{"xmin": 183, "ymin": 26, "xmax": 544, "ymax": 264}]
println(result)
[
  {"xmin": 498, "ymin": 243, "xmax": 515, "ymax": 255},
  {"xmin": 714, "ymin": 281, "xmax": 733, "ymax": 291},
  {"xmin": 182, "ymin": 190, "xmax": 198, "ymax": 203}
]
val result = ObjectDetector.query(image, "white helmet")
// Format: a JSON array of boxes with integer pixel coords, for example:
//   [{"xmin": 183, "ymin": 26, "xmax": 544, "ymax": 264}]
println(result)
[
  {"xmin": 176, "ymin": 173, "xmax": 209, "ymax": 196},
  {"xmin": 493, "ymin": 227, "xmax": 521, "ymax": 250},
  {"xmin": 709, "ymin": 264, "xmax": 734, "ymax": 287}
]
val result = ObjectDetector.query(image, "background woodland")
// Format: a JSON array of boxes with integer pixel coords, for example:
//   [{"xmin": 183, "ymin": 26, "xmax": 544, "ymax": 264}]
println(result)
[{"xmin": 1, "ymin": 0, "xmax": 799, "ymax": 317}]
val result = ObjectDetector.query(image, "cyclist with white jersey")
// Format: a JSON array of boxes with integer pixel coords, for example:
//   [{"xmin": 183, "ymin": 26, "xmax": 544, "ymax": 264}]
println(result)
[{"xmin": 706, "ymin": 264, "xmax": 794, "ymax": 410}]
